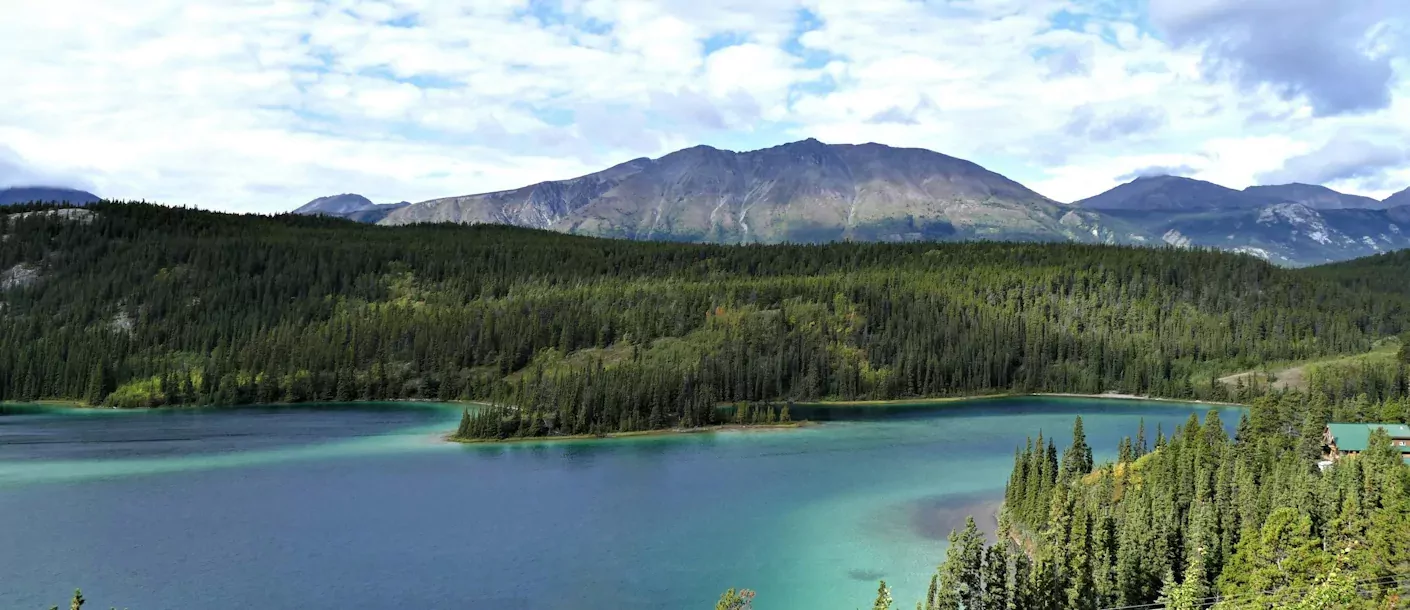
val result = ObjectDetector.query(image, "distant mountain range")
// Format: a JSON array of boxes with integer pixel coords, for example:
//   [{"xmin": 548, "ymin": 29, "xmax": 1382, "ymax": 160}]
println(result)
[
  {"xmin": 0, "ymin": 186, "xmax": 100, "ymax": 207},
  {"xmin": 293, "ymin": 139, "xmax": 1410, "ymax": 267}
]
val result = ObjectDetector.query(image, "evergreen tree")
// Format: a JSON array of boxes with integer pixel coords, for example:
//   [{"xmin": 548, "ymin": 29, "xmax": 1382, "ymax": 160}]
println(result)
[
  {"xmin": 1061, "ymin": 416, "xmax": 1093, "ymax": 479},
  {"xmin": 957, "ymin": 517, "xmax": 985, "ymax": 610},
  {"xmin": 981, "ymin": 542, "xmax": 1009, "ymax": 610},
  {"xmin": 715, "ymin": 588, "xmax": 754, "ymax": 610}
]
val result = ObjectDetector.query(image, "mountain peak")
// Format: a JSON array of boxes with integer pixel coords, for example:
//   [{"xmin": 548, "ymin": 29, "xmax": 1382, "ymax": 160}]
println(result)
[
  {"xmin": 1076, "ymin": 175, "xmax": 1256, "ymax": 211},
  {"xmin": 783, "ymin": 137, "xmax": 827, "ymax": 149},
  {"xmin": 1244, "ymin": 183, "xmax": 1384, "ymax": 210},
  {"xmin": 379, "ymin": 138, "xmax": 1058, "ymax": 243},
  {"xmin": 1130, "ymin": 174, "xmax": 1189, "ymax": 183},
  {"xmin": 293, "ymin": 194, "xmax": 374, "ymax": 215}
]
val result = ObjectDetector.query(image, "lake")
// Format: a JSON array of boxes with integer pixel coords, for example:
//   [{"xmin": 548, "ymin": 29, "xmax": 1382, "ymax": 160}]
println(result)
[{"xmin": 0, "ymin": 397, "xmax": 1237, "ymax": 609}]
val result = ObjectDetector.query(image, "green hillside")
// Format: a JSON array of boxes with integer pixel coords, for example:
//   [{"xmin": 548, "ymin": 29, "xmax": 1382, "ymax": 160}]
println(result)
[{"xmin": 3, "ymin": 203, "xmax": 1409, "ymax": 439}]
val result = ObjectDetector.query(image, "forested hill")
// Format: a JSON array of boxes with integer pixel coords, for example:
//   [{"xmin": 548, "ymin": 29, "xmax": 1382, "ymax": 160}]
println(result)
[
  {"xmin": 2, "ymin": 203, "xmax": 1408, "ymax": 434},
  {"xmin": 1305, "ymin": 249, "xmax": 1410, "ymax": 297}
]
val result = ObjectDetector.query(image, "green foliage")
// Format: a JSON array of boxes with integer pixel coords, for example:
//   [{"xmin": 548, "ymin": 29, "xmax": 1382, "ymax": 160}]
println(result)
[
  {"xmin": 1217, "ymin": 508, "xmax": 1330, "ymax": 607},
  {"xmin": 715, "ymin": 588, "xmax": 754, "ymax": 610},
  {"xmin": 104, "ymin": 376, "xmax": 167, "ymax": 408}
]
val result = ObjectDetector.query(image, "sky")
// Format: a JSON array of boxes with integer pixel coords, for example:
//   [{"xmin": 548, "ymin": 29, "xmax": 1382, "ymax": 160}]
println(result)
[{"xmin": 0, "ymin": 0, "xmax": 1407, "ymax": 213}]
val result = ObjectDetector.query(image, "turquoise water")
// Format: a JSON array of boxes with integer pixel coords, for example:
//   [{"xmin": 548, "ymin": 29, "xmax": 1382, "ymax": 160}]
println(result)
[{"xmin": 0, "ymin": 398, "xmax": 1236, "ymax": 609}]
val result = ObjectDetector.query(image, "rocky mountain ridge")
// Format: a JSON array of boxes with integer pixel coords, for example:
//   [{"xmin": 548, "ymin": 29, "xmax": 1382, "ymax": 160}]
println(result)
[
  {"xmin": 293, "ymin": 139, "xmax": 1408, "ymax": 266},
  {"xmin": 378, "ymin": 138, "xmax": 1089, "ymax": 244}
]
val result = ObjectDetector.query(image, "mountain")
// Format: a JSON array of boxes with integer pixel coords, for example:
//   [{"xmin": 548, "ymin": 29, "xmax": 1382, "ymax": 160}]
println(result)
[
  {"xmin": 1385, "ymin": 187, "xmax": 1410, "ymax": 209},
  {"xmin": 1073, "ymin": 175, "xmax": 1273, "ymax": 211},
  {"xmin": 380, "ymin": 139, "xmax": 1097, "ymax": 244},
  {"xmin": 1066, "ymin": 176, "xmax": 1410, "ymax": 265},
  {"xmin": 293, "ymin": 194, "xmax": 375, "ymax": 215},
  {"xmin": 1095, "ymin": 203, "xmax": 1410, "ymax": 266},
  {"xmin": 340, "ymin": 202, "xmax": 410, "ymax": 224},
  {"xmin": 0, "ymin": 186, "xmax": 100, "ymax": 207},
  {"xmin": 362, "ymin": 139, "xmax": 1410, "ymax": 266},
  {"xmin": 293, "ymin": 194, "xmax": 410, "ymax": 223},
  {"xmin": 1243, "ymin": 183, "xmax": 1385, "ymax": 210}
]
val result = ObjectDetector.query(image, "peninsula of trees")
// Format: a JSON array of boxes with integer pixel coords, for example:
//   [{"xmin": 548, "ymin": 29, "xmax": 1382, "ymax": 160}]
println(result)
[
  {"xmin": 904, "ymin": 388, "xmax": 1410, "ymax": 610},
  {"xmin": 3, "ymin": 203, "xmax": 1409, "ymax": 442}
]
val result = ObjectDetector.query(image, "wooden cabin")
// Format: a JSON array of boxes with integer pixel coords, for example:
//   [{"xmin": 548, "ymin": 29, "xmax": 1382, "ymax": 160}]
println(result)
[{"xmin": 1324, "ymin": 423, "xmax": 1410, "ymax": 461}]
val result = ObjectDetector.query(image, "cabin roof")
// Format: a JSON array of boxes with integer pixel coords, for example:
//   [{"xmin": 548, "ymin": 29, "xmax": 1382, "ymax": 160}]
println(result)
[{"xmin": 1327, "ymin": 423, "xmax": 1410, "ymax": 453}]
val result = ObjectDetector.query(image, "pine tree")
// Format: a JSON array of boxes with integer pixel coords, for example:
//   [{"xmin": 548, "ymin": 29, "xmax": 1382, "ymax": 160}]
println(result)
[
  {"xmin": 957, "ymin": 517, "xmax": 986, "ymax": 610},
  {"xmin": 1061, "ymin": 416, "xmax": 1093, "ymax": 479}
]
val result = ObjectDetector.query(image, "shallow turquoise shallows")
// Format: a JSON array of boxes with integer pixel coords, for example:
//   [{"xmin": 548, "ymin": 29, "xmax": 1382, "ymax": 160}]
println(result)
[{"xmin": 0, "ymin": 397, "xmax": 1237, "ymax": 610}]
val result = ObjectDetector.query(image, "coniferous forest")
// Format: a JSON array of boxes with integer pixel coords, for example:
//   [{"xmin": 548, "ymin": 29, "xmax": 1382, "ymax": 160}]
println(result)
[{"xmin": 3, "ymin": 202, "xmax": 1410, "ymax": 442}]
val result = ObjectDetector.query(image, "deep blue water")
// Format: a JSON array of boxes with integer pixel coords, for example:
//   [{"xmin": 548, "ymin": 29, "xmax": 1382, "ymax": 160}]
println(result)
[{"xmin": 0, "ymin": 397, "xmax": 1237, "ymax": 609}]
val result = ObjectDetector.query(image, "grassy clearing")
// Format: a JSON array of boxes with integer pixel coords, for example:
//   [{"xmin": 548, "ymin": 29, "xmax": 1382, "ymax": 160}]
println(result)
[{"xmin": 1216, "ymin": 338, "xmax": 1402, "ymax": 392}]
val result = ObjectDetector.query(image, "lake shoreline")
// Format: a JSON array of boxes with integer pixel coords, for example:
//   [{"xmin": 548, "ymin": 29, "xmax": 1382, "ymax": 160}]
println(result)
[
  {"xmin": 793, "ymin": 392, "xmax": 1245, "ymax": 409},
  {"xmin": 0, "ymin": 398, "xmax": 488, "ymax": 412},
  {"xmin": 445, "ymin": 421, "xmax": 811, "ymax": 445},
  {"xmin": 1031, "ymin": 393, "xmax": 1245, "ymax": 408},
  {"xmin": 5, "ymin": 393, "xmax": 1243, "ymax": 416}
]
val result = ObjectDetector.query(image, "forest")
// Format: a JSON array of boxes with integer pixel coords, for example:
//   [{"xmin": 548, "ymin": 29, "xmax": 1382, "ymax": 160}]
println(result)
[{"xmin": 3, "ymin": 202, "xmax": 1410, "ymax": 442}]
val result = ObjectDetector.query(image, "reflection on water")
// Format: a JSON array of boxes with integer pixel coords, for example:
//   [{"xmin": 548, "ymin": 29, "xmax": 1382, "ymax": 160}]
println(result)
[
  {"xmin": 848, "ymin": 568, "xmax": 887, "ymax": 582},
  {"xmin": 906, "ymin": 492, "xmax": 1003, "ymax": 542},
  {"xmin": 0, "ymin": 402, "xmax": 452, "ymax": 461},
  {"xmin": 0, "ymin": 397, "xmax": 1238, "ymax": 610}
]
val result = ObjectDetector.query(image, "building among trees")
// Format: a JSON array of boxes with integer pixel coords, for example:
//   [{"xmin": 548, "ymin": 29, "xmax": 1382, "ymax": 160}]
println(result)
[{"xmin": 1324, "ymin": 423, "xmax": 1410, "ymax": 461}]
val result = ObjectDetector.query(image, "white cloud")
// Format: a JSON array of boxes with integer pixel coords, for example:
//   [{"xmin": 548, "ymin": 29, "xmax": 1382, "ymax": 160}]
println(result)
[{"xmin": 0, "ymin": 0, "xmax": 1406, "ymax": 211}]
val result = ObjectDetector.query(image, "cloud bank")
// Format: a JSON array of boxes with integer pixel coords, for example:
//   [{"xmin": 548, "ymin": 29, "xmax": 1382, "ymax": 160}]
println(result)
[{"xmin": 1, "ymin": 0, "xmax": 1406, "ymax": 211}]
